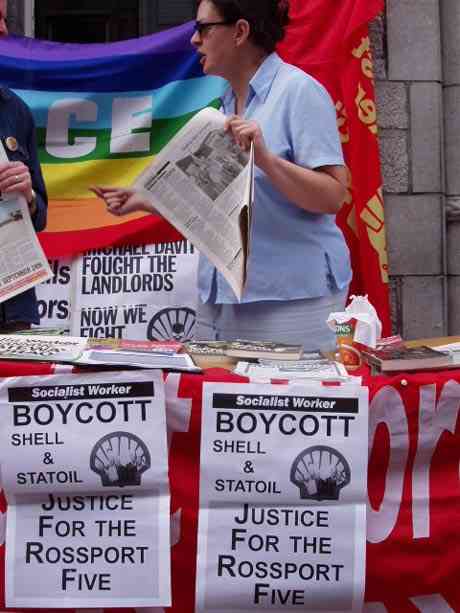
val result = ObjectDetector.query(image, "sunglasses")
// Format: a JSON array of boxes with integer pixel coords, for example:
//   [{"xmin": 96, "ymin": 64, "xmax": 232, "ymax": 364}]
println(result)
[{"xmin": 193, "ymin": 20, "xmax": 236, "ymax": 36}]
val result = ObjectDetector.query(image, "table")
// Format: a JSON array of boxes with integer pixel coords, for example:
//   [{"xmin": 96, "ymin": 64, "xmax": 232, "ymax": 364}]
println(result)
[{"xmin": 0, "ymin": 358, "xmax": 457, "ymax": 611}]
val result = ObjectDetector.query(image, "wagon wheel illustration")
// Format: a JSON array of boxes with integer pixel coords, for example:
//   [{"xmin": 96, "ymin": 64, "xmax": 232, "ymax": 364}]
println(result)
[{"xmin": 147, "ymin": 307, "xmax": 196, "ymax": 341}]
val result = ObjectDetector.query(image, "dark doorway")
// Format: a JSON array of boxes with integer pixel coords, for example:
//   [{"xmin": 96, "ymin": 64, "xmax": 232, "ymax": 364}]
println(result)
[
  {"xmin": 35, "ymin": 0, "xmax": 140, "ymax": 43},
  {"xmin": 34, "ymin": 1, "xmax": 197, "ymax": 42},
  {"xmin": 143, "ymin": 0, "xmax": 197, "ymax": 34}
]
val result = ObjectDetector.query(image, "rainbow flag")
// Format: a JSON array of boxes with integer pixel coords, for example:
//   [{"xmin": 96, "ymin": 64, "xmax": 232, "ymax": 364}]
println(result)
[{"xmin": 0, "ymin": 22, "xmax": 226, "ymax": 256}]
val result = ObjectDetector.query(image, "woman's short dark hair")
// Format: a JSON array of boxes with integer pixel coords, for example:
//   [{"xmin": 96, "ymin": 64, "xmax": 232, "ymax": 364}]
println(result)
[{"xmin": 207, "ymin": 0, "xmax": 290, "ymax": 53}]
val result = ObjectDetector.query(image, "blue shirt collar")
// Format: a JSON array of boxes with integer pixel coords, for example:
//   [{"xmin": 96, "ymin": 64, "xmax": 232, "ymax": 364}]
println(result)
[
  {"xmin": 249, "ymin": 52, "xmax": 283, "ymax": 103},
  {"xmin": 221, "ymin": 52, "xmax": 284, "ymax": 111}
]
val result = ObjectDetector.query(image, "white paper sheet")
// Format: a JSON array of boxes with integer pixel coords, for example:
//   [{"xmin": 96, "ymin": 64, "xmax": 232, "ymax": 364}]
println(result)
[
  {"xmin": 0, "ymin": 370, "xmax": 171, "ymax": 608},
  {"xmin": 196, "ymin": 382, "xmax": 368, "ymax": 612}
]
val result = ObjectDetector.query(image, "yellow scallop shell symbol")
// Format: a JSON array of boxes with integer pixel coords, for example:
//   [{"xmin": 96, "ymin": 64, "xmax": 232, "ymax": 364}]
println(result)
[{"xmin": 5, "ymin": 136, "xmax": 18, "ymax": 152}]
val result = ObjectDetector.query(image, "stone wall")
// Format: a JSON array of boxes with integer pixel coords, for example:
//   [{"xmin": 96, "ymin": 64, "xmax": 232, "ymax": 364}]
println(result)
[
  {"xmin": 374, "ymin": 1, "xmax": 447, "ymax": 339},
  {"xmin": 443, "ymin": 1, "xmax": 460, "ymax": 335}
]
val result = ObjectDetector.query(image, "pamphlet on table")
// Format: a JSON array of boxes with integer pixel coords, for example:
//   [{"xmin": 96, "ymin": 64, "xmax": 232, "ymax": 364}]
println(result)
[{"xmin": 233, "ymin": 357, "xmax": 351, "ymax": 382}]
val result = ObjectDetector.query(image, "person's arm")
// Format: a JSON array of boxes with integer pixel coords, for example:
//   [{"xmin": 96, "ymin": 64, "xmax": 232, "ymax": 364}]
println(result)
[
  {"xmin": 90, "ymin": 186, "xmax": 161, "ymax": 217},
  {"xmin": 226, "ymin": 116, "xmax": 347, "ymax": 215},
  {"xmin": 24, "ymin": 105, "xmax": 47, "ymax": 230},
  {"xmin": 0, "ymin": 103, "xmax": 47, "ymax": 228},
  {"xmin": 260, "ymin": 155, "xmax": 346, "ymax": 215}
]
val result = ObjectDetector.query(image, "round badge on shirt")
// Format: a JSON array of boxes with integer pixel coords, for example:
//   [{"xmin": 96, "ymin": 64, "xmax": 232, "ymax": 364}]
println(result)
[{"xmin": 5, "ymin": 136, "xmax": 18, "ymax": 152}]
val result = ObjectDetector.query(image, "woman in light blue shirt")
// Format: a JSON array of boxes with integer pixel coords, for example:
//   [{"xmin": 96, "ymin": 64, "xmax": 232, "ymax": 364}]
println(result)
[{"xmin": 95, "ymin": 0, "xmax": 351, "ymax": 351}]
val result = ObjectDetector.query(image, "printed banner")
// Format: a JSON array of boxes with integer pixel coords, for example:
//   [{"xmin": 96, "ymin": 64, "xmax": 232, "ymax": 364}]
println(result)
[
  {"xmin": 34, "ymin": 242, "xmax": 199, "ymax": 340},
  {"xmin": 0, "ymin": 0, "xmax": 390, "ymax": 332},
  {"xmin": 0, "ymin": 368, "xmax": 458, "ymax": 610},
  {"xmin": 0, "ymin": 370, "xmax": 171, "ymax": 608},
  {"xmin": 70, "ymin": 240, "xmax": 198, "ymax": 340},
  {"xmin": 35, "ymin": 257, "xmax": 72, "ymax": 328},
  {"xmin": 196, "ymin": 382, "xmax": 368, "ymax": 611}
]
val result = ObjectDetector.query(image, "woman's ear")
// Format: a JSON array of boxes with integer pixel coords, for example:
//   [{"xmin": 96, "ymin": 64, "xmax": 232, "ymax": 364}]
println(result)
[{"xmin": 234, "ymin": 18, "xmax": 250, "ymax": 46}]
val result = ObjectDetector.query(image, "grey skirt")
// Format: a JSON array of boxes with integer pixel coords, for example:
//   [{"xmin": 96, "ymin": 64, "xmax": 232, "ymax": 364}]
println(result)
[{"xmin": 194, "ymin": 289, "xmax": 348, "ymax": 353}]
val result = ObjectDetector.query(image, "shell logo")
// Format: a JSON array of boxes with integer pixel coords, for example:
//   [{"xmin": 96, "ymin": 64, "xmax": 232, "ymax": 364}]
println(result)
[
  {"xmin": 90, "ymin": 431, "xmax": 151, "ymax": 487},
  {"xmin": 290, "ymin": 445, "xmax": 351, "ymax": 501}
]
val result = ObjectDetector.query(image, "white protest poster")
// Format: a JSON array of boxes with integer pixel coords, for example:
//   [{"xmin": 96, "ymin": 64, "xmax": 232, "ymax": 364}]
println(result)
[
  {"xmin": 196, "ymin": 382, "xmax": 368, "ymax": 612},
  {"xmin": 70, "ymin": 240, "xmax": 199, "ymax": 341},
  {"xmin": 0, "ymin": 370, "xmax": 171, "ymax": 608},
  {"xmin": 34, "ymin": 257, "xmax": 73, "ymax": 328}
]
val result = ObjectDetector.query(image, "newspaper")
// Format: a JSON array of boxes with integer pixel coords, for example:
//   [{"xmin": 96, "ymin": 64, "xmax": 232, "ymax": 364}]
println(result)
[
  {"xmin": 233, "ymin": 358, "xmax": 354, "ymax": 382},
  {"xmin": 0, "ymin": 334, "xmax": 201, "ymax": 372},
  {"xmin": 132, "ymin": 107, "xmax": 254, "ymax": 301},
  {"xmin": 0, "ymin": 142, "xmax": 52, "ymax": 302}
]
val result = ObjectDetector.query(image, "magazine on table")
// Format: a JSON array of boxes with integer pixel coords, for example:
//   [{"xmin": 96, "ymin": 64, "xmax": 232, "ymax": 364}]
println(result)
[
  {"xmin": 132, "ymin": 106, "xmax": 254, "ymax": 301},
  {"xmin": 233, "ymin": 358, "xmax": 353, "ymax": 382},
  {"xmin": 0, "ymin": 142, "xmax": 52, "ymax": 303},
  {"xmin": 0, "ymin": 334, "xmax": 200, "ymax": 372}
]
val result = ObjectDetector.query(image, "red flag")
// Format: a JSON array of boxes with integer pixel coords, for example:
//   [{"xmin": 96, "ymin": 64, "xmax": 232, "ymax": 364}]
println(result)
[{"xmin": 278, "ymin": 0, "xmax": 390, "ymax": 333}]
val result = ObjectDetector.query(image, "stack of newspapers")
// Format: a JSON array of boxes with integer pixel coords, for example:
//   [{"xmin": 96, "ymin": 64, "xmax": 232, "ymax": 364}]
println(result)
[
  {"xmin": 233, "ymin": 354, "xmax": 356, "ymax": 383},
  {"xmin": 0, "ymin": 333, "xmax": 200, "ymax": 372}
]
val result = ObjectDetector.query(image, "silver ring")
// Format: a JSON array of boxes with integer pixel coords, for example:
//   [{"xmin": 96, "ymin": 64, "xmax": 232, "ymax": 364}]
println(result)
[{"xmin": 14, "ymin": 175, "xmax": 20, "ymax": 183}]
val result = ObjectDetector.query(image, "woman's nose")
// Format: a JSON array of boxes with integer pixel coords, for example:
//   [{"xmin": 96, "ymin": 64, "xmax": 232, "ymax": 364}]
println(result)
[{"xmin": 190, "ymin": 30, "xmax": 200, "ymax": 47}]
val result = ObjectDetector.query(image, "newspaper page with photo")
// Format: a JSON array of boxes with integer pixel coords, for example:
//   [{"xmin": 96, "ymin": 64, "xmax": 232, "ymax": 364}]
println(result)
[
  {"xmin": 0, "ymin": 142, "xmax": 52, "ymax": 302},
  {"xmin": 132, "ymin": 107, "xmax": 254, "ymax": 301},
  {"xmin": 0, "ymin": 370, "xmax": 171, "ymax": 608}
]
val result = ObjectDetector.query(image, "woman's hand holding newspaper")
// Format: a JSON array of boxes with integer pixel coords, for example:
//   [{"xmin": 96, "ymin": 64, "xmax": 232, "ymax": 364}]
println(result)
[{"xmin": 90, "ymin": 186, "xmax": 160, "ymax": 217}]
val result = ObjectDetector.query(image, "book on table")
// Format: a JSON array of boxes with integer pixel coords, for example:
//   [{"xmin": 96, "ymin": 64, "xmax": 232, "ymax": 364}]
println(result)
[
  {"xmin": 361, "ymin": 344, "xmax": 454, "ymax": 373},
  {"xmin": 185, "ymin": 339, "xmax": 304, "ymax": 361}
]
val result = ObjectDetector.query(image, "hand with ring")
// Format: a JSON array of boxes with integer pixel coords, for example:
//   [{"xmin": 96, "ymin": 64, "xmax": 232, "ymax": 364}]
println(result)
[{"xmin": 0, "ymin": 161, "xmax": 33, "ymax": 202}]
